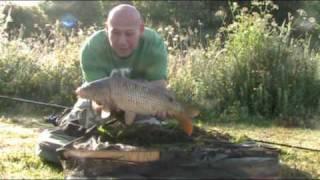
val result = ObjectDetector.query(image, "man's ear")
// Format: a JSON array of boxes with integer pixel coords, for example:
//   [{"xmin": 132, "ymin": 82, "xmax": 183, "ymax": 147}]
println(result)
[
  {"xmin": 139, "ymin": 21, "xmax": 144, "ymax": 37},
  {"xmin": 105, "ymin": 19, "xmax": 110, "ymax": 31},
  {"xmin": 105, "ymin": 23, "xmax": 108, "ymax": 31}
]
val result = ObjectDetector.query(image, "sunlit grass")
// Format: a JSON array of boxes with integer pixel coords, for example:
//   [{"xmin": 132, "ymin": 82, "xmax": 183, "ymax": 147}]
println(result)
[
  {"xmin": 198, "ymin": 121, "xmax": 320, "ymax": 179},
  {"xmin": 0, "ymin": 115, "xmax": 63, "ymax": 179},
  {"xmin": 0, "ymin": 114, "xmax": 319, "ymax": 179}
]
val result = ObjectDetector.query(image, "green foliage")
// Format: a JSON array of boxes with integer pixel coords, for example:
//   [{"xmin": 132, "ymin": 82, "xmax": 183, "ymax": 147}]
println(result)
[
  {"xmin": 0, "ymin": 24, "xmax": 83, "ymax": 108},
  {"xmin": 2, "ymin": 5, "xmax": 48, "ymax": 37},
  {"xmin": 168, "ymin": 1, "xmax": 320, "ymax": 126},
  {"xmin": 224, "ymin": 1, "xmax": 320, "ymax": 121},
  {"xmin": 39, "ymin": 1, "xmax": 104, "ymax": 27},
  {"xmin": 1, "ymin": 1, "xmax": 320, "ymax": 126},
  {"xmin": 133, "ymin": 1, "xmax": 225, "ymax": 29}
]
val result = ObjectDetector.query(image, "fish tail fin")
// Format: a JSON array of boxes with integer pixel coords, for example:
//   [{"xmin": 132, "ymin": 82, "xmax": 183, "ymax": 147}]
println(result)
[{"xmin": 172, "ymin": 112, "xmax": 193, "ymax": 136}]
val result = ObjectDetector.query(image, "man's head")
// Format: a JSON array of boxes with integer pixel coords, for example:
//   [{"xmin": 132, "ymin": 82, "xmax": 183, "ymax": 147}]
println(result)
[{"xmin": 105, "ymin": 4, "xmax": 144, "ymax": 58}]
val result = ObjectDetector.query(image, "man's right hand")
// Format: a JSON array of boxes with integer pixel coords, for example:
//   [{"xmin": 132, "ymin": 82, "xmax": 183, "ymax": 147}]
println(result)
[
  {"xmin": 92, "ymin": 101, "xmax": 103, "ymax": 114},
  {"xmin": 92, "ymin": 100, "xmax": 122, "ymax": 115}
]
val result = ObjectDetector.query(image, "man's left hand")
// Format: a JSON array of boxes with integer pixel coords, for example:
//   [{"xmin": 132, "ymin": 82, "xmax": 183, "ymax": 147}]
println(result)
[{"xmin": 155, "ymin": 111, "xmax": 167, "ymax": 119}]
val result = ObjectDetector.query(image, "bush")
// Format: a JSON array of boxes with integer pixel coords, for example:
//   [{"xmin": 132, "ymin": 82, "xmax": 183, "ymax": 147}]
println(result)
[
  {"xmin": 2, "ymin": 5, "xmax": 48, "ymax": 38},
  {"xmin": 0, "ymin": 26, "xmax": 83, "ymax": 109},
  {"xmin": 225, "ymin": 2, "xmax": 320, "ymax": 120},
  {"xmin": 1, "ymin": 1, "xmax": 319, "ymax": 127},
  {"xmin": 168, "ymin": 1, "xmax": 320, "ymax": 126}
]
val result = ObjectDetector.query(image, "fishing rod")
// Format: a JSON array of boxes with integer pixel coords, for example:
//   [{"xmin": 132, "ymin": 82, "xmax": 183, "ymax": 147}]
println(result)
[
  {"xmin": 204, "ymin": 129, "xmax": 320, "ymax": 152},
  {"xmin": 1, "ymin": 94, "xmax": 319, "ymax": 152},
  {"xmin": 0, "ymin": 94, "xmax": 72, "ymax": 110},
  {"xmin": 251, "ymin": 138, "xmax": 320, "ymax": 152}
]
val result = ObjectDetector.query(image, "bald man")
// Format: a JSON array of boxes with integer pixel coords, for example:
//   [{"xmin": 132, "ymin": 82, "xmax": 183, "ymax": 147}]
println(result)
[
  {"xmin": 80, "ymin": 4, "xmax": 168, "ymax": 120},
  {"xmin": 36, "ymin": 4, "xmax": 168, "ymax": 164},
  {"xmin": 81, "ymin": 4, "xmax": 167, "ymax": 83}
]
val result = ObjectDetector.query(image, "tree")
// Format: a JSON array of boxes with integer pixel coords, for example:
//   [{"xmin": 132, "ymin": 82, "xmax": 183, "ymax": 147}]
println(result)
[
  {"xmin": 2, "ymin": 4, "xmax": 48, "ymax": 38},
  {"xmin": 40, "ymin": 1, "xmax": 104, "ymax": 27}
]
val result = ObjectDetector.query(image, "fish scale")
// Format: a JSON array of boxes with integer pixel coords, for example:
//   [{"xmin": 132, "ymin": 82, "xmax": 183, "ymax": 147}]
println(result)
[
  {"xmin": 76, "ymin": 75, "xmax": 195, "ymax": 135},
  {"xmin": 110, "ymin": 77, "xmax": 179, "ymax": 115}
]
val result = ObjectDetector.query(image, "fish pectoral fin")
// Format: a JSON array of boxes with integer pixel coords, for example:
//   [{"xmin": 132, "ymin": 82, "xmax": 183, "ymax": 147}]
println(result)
[
  {"xmin": 101, "ymin": 106, "xmax": 111, "ymax": 119},
  {"xmin": 172, "ymin": 112, "xmax": 193, "ymax": 136},
  {"xmin": 183, "ymin": 105, "xmax": 200, "ymax": 118},
  {"xmin": 101, "ymin": 110, "xmax": 111, "ymax": 119},
  {"xmin": 187, "ymin": 108, "xmax": 200, "ymax": 118},
  {"xmin": 125, "ymin": 111, "xmax": 136, "ymax": 125}
]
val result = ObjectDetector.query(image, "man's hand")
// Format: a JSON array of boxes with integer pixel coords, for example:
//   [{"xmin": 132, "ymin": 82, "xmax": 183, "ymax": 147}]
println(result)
[
  {"xmin": 92, "ymin": 100, "xmax": 121, "ymax": 114},
  {"xmin": 155, "ymin": 111, "xmax": 173, "ymax": 119},
  {"xmin": 92, "ymin": 101, "xmax": 103, "ymax": 114}
]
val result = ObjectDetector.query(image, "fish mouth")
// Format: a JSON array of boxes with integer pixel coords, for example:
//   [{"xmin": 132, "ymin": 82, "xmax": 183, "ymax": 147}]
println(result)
[{"xmin": 75, "ymin": 87, "xmax": 86, "ymax": 98}]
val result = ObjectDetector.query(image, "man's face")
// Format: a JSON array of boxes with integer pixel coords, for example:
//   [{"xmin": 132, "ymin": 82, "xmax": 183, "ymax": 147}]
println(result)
[{"xmin": 106, "ymin": 17, "xmax": 144, "ymax": 58}]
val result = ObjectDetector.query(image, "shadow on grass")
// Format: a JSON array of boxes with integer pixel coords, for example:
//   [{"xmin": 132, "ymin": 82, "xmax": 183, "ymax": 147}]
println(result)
[
  {"xmin": 42, "ymin": 159, "xmax": 63, "ymax": 170},
  {"xmin": 41, "ymin": 161, "xmax": 314, "ymax": 179},
  {"xmin": 0, "ymin": 104, "xmax": 65, "ymax": 129},
  {"xmin": 0, "ymin": 113, "xmax": 54, "ymax": 129},
  {"xmin": 1, "ymin": 107, "xmax": 316, "ymax": 179},
  {"xmin": 198, "ymin": 110, "xmax": 320, "ymax": 130},
  {"xmin": 196, "ymin": 118, "xmax": 274, "ymax": 130},
  {"xmin": 280, "ymin": 164, "xmax": 313, "ymax": 179},
  {"xmin": 202, "ymin": 116, "xmax": 320, "ymax": 131}
]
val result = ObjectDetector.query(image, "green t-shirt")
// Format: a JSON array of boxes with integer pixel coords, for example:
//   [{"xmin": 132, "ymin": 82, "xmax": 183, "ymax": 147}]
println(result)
[{"xmin": 80, "ymin": 27, "xmax": 168, "ymax": 82}]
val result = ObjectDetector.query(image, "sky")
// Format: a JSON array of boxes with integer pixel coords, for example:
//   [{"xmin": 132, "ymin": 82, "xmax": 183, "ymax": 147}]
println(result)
[{"xmin": 0, "ymin": 1, "xmax": 41, "ymax": 7}]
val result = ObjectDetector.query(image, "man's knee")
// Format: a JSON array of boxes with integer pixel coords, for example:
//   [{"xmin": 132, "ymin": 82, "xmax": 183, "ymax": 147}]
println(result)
[
  {"xmin": 59, "ymin": 98, "xmax": 102, "ymax": 129},
  {"xmin": 36, "ymin": 98, "xmax": 99, "ymax": 164},
  {"xmin": 36, "ymin": 128, "xmax": 77, "ymax": 164}
]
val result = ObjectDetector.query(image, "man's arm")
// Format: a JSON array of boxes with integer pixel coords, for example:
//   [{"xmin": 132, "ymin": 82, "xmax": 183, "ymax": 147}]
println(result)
[
  {"xmin": 81, "ymin": 52, "xmax": 107, "ymax": 82},
  {"xmin": 144, "ymin": 31, "xmax": 169, "ymax": 118},
  {"xmin": 80, "ymin": 37, "xmax": 109, "ymax": 113}
]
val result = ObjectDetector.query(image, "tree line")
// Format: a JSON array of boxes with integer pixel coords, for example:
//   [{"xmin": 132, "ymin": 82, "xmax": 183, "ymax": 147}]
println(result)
[{"xmin": 1, "ymin": 1, "xmax": 319, "ymax": 41}]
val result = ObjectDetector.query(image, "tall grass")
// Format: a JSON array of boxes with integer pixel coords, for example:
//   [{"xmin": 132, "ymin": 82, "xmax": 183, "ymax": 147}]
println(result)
[
  {"xmin": 0, "ymin": 1, "xmax": 319, "ymax": 126},
  {"xmin": 226, "ymin": 2, "xmax": 320, "ymax": 120},
  {"xmin": 0, "ymin": 26, "xmax": 84, "ymax": 108},
  {"xmin": 169, "ymin": 1, "xmax": 320, "ymax": 126}
]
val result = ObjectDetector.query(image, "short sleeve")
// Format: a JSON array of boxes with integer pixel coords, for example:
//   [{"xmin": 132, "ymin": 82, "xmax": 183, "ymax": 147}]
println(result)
[
  {"xmin": 145, "ymin": 33, "xmax": 168, "ymax": 81},
  {"xmin": 80, "ymin": 43, "xmax": 106, "ymax": 82}
]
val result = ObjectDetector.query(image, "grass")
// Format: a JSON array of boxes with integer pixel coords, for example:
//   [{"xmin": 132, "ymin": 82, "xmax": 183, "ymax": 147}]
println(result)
[
  {"xmin": 0, "ymin": 113, "xmax": 64, "ymax": 179},
  {"xmin": 196, "ymin": 120, "xmax": 320, "ymax": 179},
  {"xmin": 0, "ymin": 112, "xmax": 319, "ymax": 179}
]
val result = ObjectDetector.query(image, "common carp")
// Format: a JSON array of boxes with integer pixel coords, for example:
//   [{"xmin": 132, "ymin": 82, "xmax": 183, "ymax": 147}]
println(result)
[{"xmin": 75, "ymin": 75, "xmax": 198, "ymax": 136}]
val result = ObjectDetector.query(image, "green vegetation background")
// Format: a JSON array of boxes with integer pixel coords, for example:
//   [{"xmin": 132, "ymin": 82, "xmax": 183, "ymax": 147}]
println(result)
[
  {"xmin": 1, "ymin": 1, "xmax": 320, "ymax": 127},
  {"xmin": 0, "ymin": 1, "xmax": 320, "ymax": 179}
]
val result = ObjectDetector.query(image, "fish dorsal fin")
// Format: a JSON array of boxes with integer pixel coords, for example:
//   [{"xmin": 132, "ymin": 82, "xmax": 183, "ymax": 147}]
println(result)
[
  {"xmin": 110, "ymin": 71, "xmax": 122, "ymax": 78},
  {"xmin": 125, "ymin": 111, "xmax": 136, "ymax": 125}
]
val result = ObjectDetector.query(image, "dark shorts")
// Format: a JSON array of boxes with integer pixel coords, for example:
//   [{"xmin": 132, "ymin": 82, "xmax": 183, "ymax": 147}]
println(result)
[
  {"xmin": 36, "ymin": 98, "xmax": 162, "ymax": 164},
  {"xmin": 36, "ymin": 98, "xmax": 102, "ymax": 164}
]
